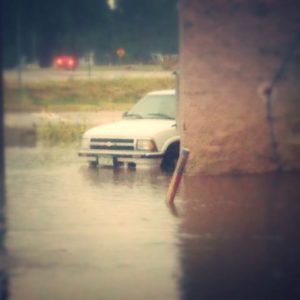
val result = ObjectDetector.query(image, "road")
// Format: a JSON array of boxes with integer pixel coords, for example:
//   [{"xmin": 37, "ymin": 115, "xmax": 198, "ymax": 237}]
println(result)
[{"xmin": 4, "ymin": 68, "xmax": 173, "ymax": 83}]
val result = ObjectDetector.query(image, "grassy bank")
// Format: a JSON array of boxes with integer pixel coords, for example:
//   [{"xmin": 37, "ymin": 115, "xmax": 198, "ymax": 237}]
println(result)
[
  {"xmin": 37, "ymin": 122, "xmax": 88, "ymax": 146},
  {"xmin": 4, "ymin": 77, "xmax": 175, "ymax": 112}
]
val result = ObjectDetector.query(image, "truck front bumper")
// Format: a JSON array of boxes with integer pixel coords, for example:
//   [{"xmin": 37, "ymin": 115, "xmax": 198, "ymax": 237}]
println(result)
[{"xmin": 78, "ymin": 149, "xmax": 164, "ymax": 168}]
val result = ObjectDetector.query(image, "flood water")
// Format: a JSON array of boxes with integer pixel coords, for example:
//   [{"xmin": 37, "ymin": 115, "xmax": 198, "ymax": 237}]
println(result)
[{"xmin": 2, "ymin": 146, "xmax": 300, "ymax": 300}]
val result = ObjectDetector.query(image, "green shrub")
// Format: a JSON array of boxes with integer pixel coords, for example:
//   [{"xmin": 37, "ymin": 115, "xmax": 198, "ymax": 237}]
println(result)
[{"xmin": 38, "ymin": 122, "xmax": 88, "ymax": 146}]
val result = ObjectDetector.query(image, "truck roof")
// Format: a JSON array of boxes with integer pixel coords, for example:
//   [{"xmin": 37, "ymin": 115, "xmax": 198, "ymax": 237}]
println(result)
[{"xmin": 147, "ymin": 89, "xmax": 175, "ymax": 96}]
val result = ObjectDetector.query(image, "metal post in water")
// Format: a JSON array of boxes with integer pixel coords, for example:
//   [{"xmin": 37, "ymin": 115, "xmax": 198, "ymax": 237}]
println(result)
[{"xmin": 166, "ymin": 148, "xmax": 190, "ymax": 204}]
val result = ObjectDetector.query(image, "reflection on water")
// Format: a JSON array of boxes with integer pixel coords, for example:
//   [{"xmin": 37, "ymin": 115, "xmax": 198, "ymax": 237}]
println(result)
[
  {"xmin": 4, "ymin": 147, "xmax": 180, "ymax": 300},
  {"xmin": 179, "ymin": 174, "xmax": 300, "ymax": 300},
  {"xmin": 0, "ymin": 212, "xmax": 9, "ymax": 300},
  {"xmin": 3, "ymin": 147, "xmax": 300, "ymax": 299}
]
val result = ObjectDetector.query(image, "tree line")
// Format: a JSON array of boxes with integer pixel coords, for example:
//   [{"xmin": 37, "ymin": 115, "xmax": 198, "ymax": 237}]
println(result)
[{"xmin": 3, "ymin": 0, "xmax": 178, "ymax": 68}]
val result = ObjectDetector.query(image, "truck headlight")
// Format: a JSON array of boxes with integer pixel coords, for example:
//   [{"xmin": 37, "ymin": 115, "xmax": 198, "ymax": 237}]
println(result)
[
  {"xmin": 136, "ymin": 139, "xmax": 157, "ymax": 152},
  {"xmin": 81, "ymin": 137, "xmax": 90, "ymax": 149}
]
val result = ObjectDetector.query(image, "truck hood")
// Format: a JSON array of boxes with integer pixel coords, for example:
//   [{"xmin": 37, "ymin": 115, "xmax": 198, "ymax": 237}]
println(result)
[{"xmin": 84, "ymin": 119, "xmax": 176, "ymax": 138}]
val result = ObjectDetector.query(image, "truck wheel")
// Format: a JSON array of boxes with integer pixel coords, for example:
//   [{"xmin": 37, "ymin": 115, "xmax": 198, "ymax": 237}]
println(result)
[
  {"xmin": 161, "ymin": 143, "xmax": 179, "ymax": 172},
  {"xmin": 89, "ymin": 160, "xmax": 98, "ymax": 168}
]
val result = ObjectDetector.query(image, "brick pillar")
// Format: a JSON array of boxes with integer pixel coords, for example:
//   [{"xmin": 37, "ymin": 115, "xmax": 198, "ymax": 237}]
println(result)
[{"xmin": 179, "ymin": 0, "xmax": 300, "ymax": 175}]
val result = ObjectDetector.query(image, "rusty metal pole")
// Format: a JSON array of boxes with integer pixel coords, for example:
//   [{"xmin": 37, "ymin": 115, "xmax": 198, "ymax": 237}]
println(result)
[{"xmin": 166, "ymin": 148, "xmax": 190, "ymax": 205}]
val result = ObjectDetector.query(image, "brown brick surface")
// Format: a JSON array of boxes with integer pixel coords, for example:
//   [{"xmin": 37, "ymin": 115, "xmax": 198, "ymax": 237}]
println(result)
[{"xmin": 179, "ymin": 0, "xmax": 300, "ymax": 174}]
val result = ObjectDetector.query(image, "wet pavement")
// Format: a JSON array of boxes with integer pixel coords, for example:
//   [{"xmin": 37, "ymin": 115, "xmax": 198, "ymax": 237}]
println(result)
[{"xmin": 2, "ymin": 146, "xmax": 300, "ymax": 300}]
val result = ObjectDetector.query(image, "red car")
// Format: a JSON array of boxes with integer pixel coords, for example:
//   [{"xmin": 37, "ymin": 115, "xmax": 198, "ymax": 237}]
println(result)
[{"xmin": 53, "ymin": 55, "xmax": 78, "ymax": 70}]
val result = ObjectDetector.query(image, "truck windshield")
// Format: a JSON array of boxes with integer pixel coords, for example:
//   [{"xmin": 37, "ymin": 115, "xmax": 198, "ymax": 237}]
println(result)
[{"xmin": 125, "ymin": 94, "xmax": 176, "ymax": 119}]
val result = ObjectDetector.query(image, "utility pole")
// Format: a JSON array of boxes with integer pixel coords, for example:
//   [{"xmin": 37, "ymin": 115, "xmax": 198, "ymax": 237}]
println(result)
[
  {"xmin": 0, "ymin": 0, "xmax": 7, "ymax": 261},
  {"xmin": 16, "ymin": 0, "xmax": 23, "ymax": 94},
  {"xmin": 0, "ymin": 0, "xmax": 5, "ymax": 224}
]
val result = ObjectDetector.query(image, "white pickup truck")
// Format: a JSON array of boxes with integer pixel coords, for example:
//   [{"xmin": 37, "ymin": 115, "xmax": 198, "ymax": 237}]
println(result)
[{"xmin": 78, "ymin": 89, "xmax": 180, "ymax": 171}]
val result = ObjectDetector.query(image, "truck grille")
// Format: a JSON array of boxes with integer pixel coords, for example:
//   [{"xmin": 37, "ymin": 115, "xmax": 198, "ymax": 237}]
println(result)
[{"xmin": 90, "ymin": 138, "xmax": 134, "ymax": 151}]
